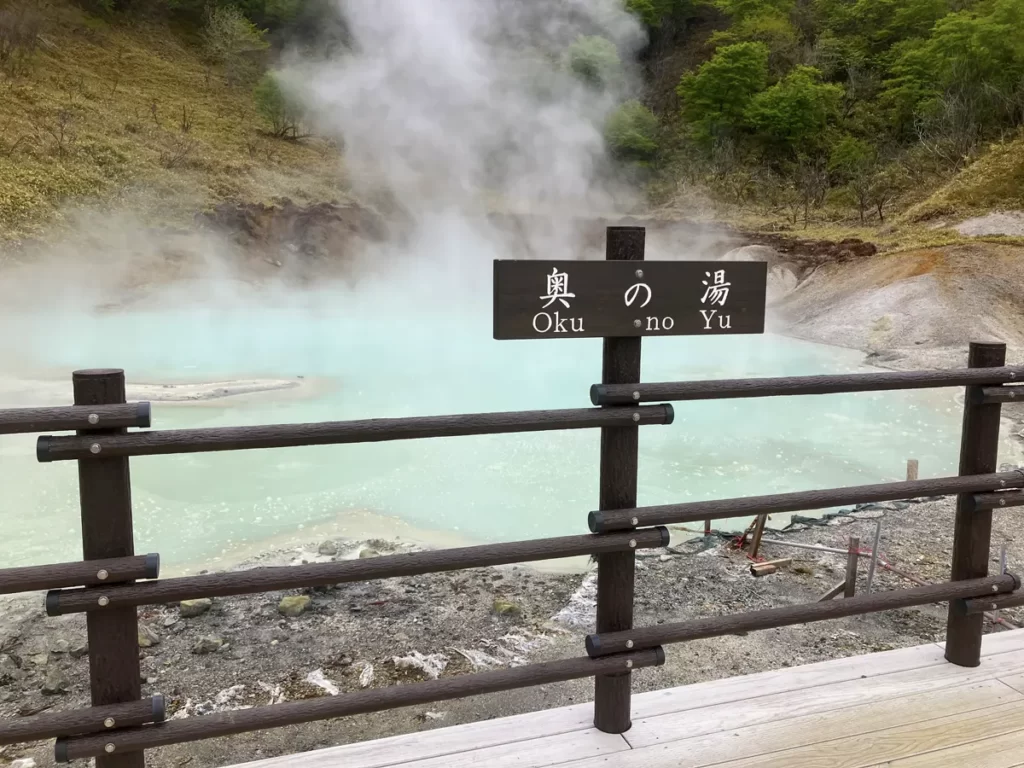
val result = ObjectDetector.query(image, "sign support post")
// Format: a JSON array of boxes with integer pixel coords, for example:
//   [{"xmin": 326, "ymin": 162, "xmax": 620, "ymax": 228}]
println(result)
[
  {"xmin": 491, "ymin": 222, "xmax": 767, "ymax": 733},
  {"xmin": 594, "ymin": 226, "xmax": 644, "ymax": 734}
]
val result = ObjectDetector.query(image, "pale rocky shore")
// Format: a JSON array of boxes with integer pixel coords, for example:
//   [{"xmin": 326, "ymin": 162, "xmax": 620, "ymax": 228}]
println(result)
[{"xmin": 0, "ymin": 375, "xmax": 325, "ymax": 410}]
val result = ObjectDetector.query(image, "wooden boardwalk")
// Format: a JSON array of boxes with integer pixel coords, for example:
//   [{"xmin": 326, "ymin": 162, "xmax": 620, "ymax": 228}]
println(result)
[{"xmin": 228, "ymin": 629, "xmax": 1024, "ymax": 768}]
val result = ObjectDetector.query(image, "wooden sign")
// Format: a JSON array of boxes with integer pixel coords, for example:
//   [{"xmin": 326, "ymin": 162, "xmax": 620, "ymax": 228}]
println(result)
[{"xmin": 493, "ymin": 260, "xmax": 767, "ymax": 340}]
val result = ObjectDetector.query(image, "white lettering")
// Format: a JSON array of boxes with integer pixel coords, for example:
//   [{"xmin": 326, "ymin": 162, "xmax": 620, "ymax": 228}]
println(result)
[
  {"xmin": 645, "ymin": 316, "xmax": 660, "ymax": 331},
  {"xmin": 532, "ymin": 312, "xmax": 585, "ymax": 334},
  {"xmin": 700, "ymin": 309, "xmax": 717, "ymax": 330},
  {"xmin": 719, "ymin": 314, "xmax": 731, "ymax": 330},
  {"xmin": 663, "ymin": 316, "xmax": 675, "ymax": 330}
]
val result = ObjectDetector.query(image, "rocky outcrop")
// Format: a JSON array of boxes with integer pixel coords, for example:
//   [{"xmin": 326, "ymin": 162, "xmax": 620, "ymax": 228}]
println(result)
[{"xmin": 194, "ymin": 199, "xmax": 389, "ymax": 266}]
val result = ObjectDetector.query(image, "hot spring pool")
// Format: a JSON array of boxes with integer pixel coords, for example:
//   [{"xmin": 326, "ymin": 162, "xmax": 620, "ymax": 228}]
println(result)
[{"xmin": 0, "ymin": 300, "xmax": 968, "ymax": 572}]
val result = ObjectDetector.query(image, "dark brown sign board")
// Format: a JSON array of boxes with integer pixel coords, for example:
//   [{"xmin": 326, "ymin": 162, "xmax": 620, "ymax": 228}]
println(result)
[{"xmin": 493, "ymin": 260, "xmax": 767, "ymax": 340}]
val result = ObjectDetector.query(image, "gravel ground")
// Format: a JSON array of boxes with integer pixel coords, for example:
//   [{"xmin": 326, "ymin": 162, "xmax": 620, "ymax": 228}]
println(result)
[{"xmin": 3, "ymin": 475, "xmax": 1024, "ymax": 768}]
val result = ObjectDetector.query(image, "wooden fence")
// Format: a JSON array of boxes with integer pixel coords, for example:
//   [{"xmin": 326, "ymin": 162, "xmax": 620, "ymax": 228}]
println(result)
[{"xmin": 1, "ymin": 264, "xmax": 1023, "ymax": 766}]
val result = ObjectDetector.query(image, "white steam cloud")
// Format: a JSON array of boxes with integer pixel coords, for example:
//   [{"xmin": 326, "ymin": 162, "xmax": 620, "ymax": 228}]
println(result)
[{"xmin": 286, "ymin": 0, "xmax": 647, "ymax": 217}]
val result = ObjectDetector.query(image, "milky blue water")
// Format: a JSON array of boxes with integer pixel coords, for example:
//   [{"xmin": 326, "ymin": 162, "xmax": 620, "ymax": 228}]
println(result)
[{"xmin": 0, "ymin": 294, "xmax": 965, "ymax": 571}]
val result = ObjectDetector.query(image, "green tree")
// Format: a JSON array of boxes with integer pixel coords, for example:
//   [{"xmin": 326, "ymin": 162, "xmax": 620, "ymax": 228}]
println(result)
[
  {"xmin": 713, "ymin": 0, "xmax": 796, "ymax": 21},
  {"xmin": 710, "ymin": 10, "xmax": 800, "ymax": 74},
  {"xmin": 253, "ymin": 72, "xmax": 305, "ymax": 138},
  {"xmin": 883, "ymin": 0, "xmax": 1024, "ymax": 145},
  {"xmin": 848, "ymin": 0, "xmax": 949, "ymax": 54},
  {"xmin": 202, "ymin": 5, "xmax": 269, "ymax": 84},
  {"xmin": 566, "ymin": 35, "xmax": 623, "ymax": 90},
  {"xmin": 829, "ymin": 136, "xmax": 878, "ymax": 220},
  {"xmin": 677, "ymin": 42, "xmax": 770, "ymax": 144},
  {"xmin": 625, "ymin": 0, "xmax": 695, "ymax": 27},
  {"xmin": 605, "ymin": 100, "xmax": 661, "ymax": 163},
  {"xmin": 745, "ymin": 65, "xmax": 844, "ymax": 157}
]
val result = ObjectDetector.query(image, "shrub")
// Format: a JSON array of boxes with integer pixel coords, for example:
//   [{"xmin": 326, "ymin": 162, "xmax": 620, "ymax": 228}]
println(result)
[
  {"xmin": 0, "ymin": 5, "xmax": 42, "ymax": 77},
  {"xmin": 566, "ymin": 35, "xmax": 622, "ymax": 89},
  {"xmin": 605, "ymin": 101, "xmax": 660, "ymax": 163},
  {"xmin": 202, "ymin": 5, "xmax": 269, "ymax": 84},
  {"xmin": 253, "ymin": 72, "xmax": 304, "ymax": 138}
]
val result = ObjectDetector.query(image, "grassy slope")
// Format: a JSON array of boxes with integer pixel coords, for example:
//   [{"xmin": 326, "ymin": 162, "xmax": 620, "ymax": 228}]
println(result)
[
  {"xmin": 907, "ymin": 131, "xmax": 1024, "ymax": 221},
  {"xmin": 0, "ymin": 0, "xmax": 347, "ymax": 242}
]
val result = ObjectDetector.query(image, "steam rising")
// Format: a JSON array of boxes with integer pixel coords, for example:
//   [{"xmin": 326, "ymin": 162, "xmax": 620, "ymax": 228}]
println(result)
[{"xmin": 288, "ymin": 0, "xmax": 646, "ymax": 216}]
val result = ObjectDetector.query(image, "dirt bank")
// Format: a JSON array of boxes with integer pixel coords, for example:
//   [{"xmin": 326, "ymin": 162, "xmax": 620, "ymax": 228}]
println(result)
[{"xmin": 736, "ymin": 241, "xmax": 1024, "ymax": 371}]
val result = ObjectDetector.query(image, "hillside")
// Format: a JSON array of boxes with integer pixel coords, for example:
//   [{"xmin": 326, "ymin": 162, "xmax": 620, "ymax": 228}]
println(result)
[
  {"xmin": 0, "ymin": 0, "xmax": 1022, "ymax": 246},
  {"xmin": 908, "ymin": 132, "xmax": 1024, "ymax": 222},
  {"xmin": 0, "ymin": 1, "xmax": 347, "ymax": 243}
]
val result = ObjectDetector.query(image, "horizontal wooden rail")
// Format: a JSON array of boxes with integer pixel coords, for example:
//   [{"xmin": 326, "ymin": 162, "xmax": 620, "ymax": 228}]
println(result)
[
  {"xmin": 56, "ymin": 648, "xmax": 665, "ymax": 761},
  {"xmin": 589, "ymin": 471, "xmax": 1024, "ymax": 533},
  {"xmin": 972, "ymin": 490, "xmax": 1024, "ymax": 511},
  {"xmin": 0, "ymin": 697, "xmax": 164, "ymax": 747},
  {"xmin": 0, "ymin": 554, "xmax": 159, "ymax": 595},
  {"xmin": 981, "ymin": 386, "xmax": 1024, "ymax": 404},
  {"xmin": 46, "ymin": 528, "xmax": 669, "ymax": 615},
  {"xmin": 590, "ymin": 366, "xmax": 1024, "ymax": 405},
  {"xmin": 585, "ymin": 574, "xmax": 1019, "ymax": 657},
  {"xmin": 963, "ymin": 591, "xmax": 1024, "ymax": 614},
  {"xmin": 36, "ymin": 405, "xmax": 675, "ymax": 462},
  {"xmin": 0, "ymin": 403, "xmax": 150, "ymax": 435}
]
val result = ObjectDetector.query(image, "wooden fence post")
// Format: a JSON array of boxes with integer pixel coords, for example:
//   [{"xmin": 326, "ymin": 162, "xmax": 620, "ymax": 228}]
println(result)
[
  {"xmin": 593, "ymin": 226, "xmax": 644, "ymax": 734},
  {"xmin": 945, "ymin": 342, "xmax": 1006, "ymax": 667},
  {"xmin": 74, "ymin": 370, "xmax": 145, "ymax": 768},
  {"xmin": 844, "ymin": 536, "xmax": 860, "ymax": 598}
]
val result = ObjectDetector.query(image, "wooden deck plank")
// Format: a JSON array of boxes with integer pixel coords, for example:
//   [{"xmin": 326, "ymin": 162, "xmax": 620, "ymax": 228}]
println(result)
[
  {"xmin": 629, "ymin": 641, "xmax": 946, "ymax": 721},
  {"xmin": 681, "ymin": 700, "xmax": 1024, "ymax": 768},
  {"xmin": 374, "ymin": 729, "xmax": 629, "ymax": 768},
  {"xmin": 999, "ymin": 672, "xmax": 1024, "ymax": 695},
  {"xmin": 936, "ymin": 627, "xmax": 1024, "ymax": 656},
  {"xmin": 626, "ymin": 648, "xmax": 1024, "ymax": 748},
  {"xmin": 225, "ymin": 704, "xmax": 595, "ymax": 768},
  {"xmin": 561, "ymin": 680, "xmax": 1021, "ymax": 768},
  {"xmin": 232, "ymin": 728, "xmax": 626, "ymax": 768},
  {"xmin": 867, "ymin": 725, "xmax": 1024, "ymax": 767}
]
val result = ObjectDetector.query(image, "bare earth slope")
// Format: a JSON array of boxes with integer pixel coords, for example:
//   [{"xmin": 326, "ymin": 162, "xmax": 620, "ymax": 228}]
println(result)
[{"xmin": 771, "ymin": 243, "xmax": 1024, "ymax": 370}]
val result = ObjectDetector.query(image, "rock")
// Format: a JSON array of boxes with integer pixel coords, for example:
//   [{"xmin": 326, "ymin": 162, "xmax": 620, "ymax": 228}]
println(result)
[
  {"xmin": 69, "ymin": 642, "xmax": 89, "ymax": 660},
  {"xmin": 163, "ymin": 616, "xmax": 179, "ymax": 628},
  {"xmin": 11, "ymin": 758, "xmax": 37, "ymax": 768},
  {"xmin": 18, "ymin": 698, "xmax": 51, "ymax": 716},
  {"xmin": 492, "ymin": 599, "xmax": 521, "ymax": 616},
  {"xmin": 391, "ymin": 651, "xmax": 448, "ymax": 681},
  {"xmin": 358, "ymin": 548, "xmax": 380, "ymax": 559},
  {"xmin": 42, "ymin": 667, "xmax": 70, "ymax": 695},
  {"xmin": 317, "ymin": 541, "xmax": 339, "ymax": 556},
  {"xmin": 179, "ymin": 598, "xmax": 213, "ymax": 618},
  {"xmin": 305, "ymin": 669, "xmax": 340, "ymax": 696},
  {"xmin": 278, "ymin": 595, "xmax": 312, "ymax": 617},
  {"xmin": 356, "ymin": 661, "xmax": 374, "ymax": 688},
  {"xmin": 138, "ymin": 625, "xmax": 161, "ymax": 648},
  {"xmin": 192, "ymin": 636, "xmax": 225, "ymax": 655},
  {"xmin": 0, "ymin": 654, "xmax": 23, "ymax": 684},
  {"xmin": 50, "ymin": 639, "xmax": 70, "ymax": 655}
]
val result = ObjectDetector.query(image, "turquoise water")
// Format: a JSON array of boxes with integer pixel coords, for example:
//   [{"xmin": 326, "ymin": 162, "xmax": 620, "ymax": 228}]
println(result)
[{"xmin": 0, "ymin": 293, "xmax": 964, "ymax": 571}]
